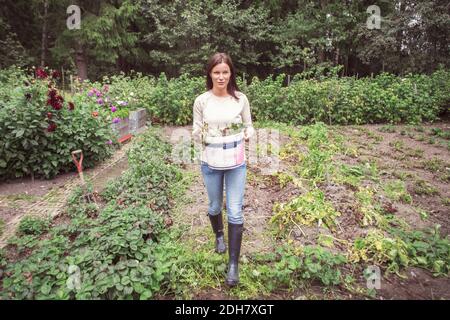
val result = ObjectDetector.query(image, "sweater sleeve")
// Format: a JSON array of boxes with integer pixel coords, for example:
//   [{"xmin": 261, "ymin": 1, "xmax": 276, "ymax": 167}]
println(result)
[
  {"xmin": 192, "ymin": 97, "xmax": 203, "ymax": 144},
  {"xmin": 241, "ymin": 94, "xmax": 255, "ymax": 139}
]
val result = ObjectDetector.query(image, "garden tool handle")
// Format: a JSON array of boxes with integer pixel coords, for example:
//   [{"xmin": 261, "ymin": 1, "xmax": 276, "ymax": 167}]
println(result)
[{"xmin": 71, "ymin": 150, "xmax": 84, "ymax": 174}]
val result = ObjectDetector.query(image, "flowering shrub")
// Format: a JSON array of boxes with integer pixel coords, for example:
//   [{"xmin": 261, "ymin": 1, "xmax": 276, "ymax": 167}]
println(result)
[{"xmin": 0, "ymin": 67, "xmax": 116, "ymax": 180}]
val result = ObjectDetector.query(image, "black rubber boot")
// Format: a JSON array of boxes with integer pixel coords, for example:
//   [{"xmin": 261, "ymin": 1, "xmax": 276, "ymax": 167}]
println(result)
[
  {"xmin": 226, "ymin": 223, "xmax": 243, "ymax": 287},
  {"xmin": 208, "ymin": 213, "xmax": 226, "ymax": 254}
]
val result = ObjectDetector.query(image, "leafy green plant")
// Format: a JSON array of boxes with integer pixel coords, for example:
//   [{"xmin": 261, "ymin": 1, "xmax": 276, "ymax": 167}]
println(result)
[
  {"xmin": 389, "ymin": 140, "xmax": 404, "ymax": 152},
  {"xmin": 1, "ymin": 129, "xmax": 184, "ymax": 300},
  {"xmin": 379, "ymin": 125, "xmax": 396, "ymax": 133},
  {"xmin": 333, "ymin": 161, "xmax": 379, "ymax": 188},
  {"xmin": 271, "ymin": 188, "xmax": 341, "ymax": 233},
  {"xmin": 17, "ymin": 216, "xmax": 50, "ymax": 236},
  {"xmin": 430, "ymin": 128, "xmax": 450, "ymax": 140},
  {"xmin": 294, "ymin": 123, "xmax": 340, "ymax": 183},
  {"xmin": 355, "ymin": 186, "xmax": 387, "ymax": 227},
  {"xmin": 412, "ymin": 179, "xmax": 439, "ymax": 196},
  {"xmin": 383, "ymin": 180, "xmax": 412, "ymax": 204},
  {"xmin": 268, "ymin": 245, "xmax": 346, "ymax": 287},
  {"xmin": 388, "ymin": 225, "xmax": 450, "ymax": 276},
  {"xmin": 0, "ymin": 67, "xmax": 116, "ymax": 179},
  {"xmin": 350, "ymin": 230, "xmax": 410, "ymax": 274},
  {"xmin": 0, "ymin": 218, "xmax": 5, "ymax": 236},
  {"xmin": 421, "ymin": 157, "xmax": 446, "ymax": 173}
]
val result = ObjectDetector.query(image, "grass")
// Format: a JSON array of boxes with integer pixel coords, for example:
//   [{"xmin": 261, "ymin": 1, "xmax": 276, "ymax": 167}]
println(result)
[
  {"xmin": 4, "ymin": 193, "xmax": 39, "ymax": 202},
  {"xmin": 421, "ymin": 157, "xmax": 446, "ymax": 173},
  {"xmin": 379, "ymin": 125, "xmax": 396, "ymax": 133},
  {"xmin": 389, "ymin": 140, "xmax": 405, "ymax": 152},
  {"xmin": 392, "ymin": 171, "xmax": 414, "ymax": 181},
  {"xmin": 405, "ymin": 148, "xmax": 424, "ymax": 158},
  {"xmin": 412, "ymin": 179, "xmax": 439, "ymax": 196},
  {"xmin": 383, "ymin": 180, "xmax": 412, "ymax": 204},
  {"xmin": 0, "ymin": 218, "xmax": 4, "ymax": 236}
]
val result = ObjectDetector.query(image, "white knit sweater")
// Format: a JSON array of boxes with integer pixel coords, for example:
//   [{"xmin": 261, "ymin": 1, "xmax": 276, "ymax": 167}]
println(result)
[{"xmin": 192, "ymin": 90, "xmax": 255, "ymax": 166}]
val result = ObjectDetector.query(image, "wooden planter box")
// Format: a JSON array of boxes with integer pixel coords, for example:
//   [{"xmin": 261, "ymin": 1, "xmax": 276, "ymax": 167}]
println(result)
[
  {"xmin": 129, "ymin": 108, "xmax": 147, "ymax": 134},
  {"xmin": 111, "ymin": 108, "xmax": 148, "ymax": 143}
]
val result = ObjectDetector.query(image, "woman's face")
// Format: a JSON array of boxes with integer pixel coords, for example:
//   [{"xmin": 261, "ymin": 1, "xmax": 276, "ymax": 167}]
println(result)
[{"xmin": 210, "ymin": 62, "xmax": 231, "ymax": 90}]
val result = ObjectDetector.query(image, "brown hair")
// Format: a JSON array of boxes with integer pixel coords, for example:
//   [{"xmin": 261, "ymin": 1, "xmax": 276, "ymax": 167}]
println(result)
[{"xmin": 206, "ymin": 52, "xmax": 240, "ymax": 100}]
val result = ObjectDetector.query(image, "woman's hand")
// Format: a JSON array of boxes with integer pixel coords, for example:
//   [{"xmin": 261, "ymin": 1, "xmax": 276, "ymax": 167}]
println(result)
[{"xmin": 244, "ymin": 130, "xmax": 250, "ymax": 142}]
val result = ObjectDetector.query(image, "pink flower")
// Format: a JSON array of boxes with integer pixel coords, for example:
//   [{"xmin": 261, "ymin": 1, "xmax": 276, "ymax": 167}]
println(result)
[
  {"xmin": 106, "ymin": 140, "xmax": 113, "ymax": 145},
  {"xmin": 112, "ymin": 117, "xmax": 121, "ymax": 124},
  {"xmin": 110, "ymin": 106, "xmax": 117, "ymax": 113},
  {"xmin": 97, "ymin": 98, "xmax": 104, "ymax": 105}
]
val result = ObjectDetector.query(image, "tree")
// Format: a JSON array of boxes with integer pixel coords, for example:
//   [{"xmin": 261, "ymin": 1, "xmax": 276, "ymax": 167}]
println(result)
[{"xmin": 139, "ymin": 0, "xmax": 271, "ymax": 77}]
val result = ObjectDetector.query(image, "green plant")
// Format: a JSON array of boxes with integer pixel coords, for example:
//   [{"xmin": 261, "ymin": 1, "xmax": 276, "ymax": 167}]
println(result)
[
  {"xmin": 0, "ymin": 67, "xmax": 116, "ymax": 179},
  {"xmin": 441, "ymin": 197, "xmax": 450, "ymax": 206},
  {"xmin": 421, "ymin": 157, "xmax": 446, "ymax": 173},
  {"xmin": 417, "ymin": 209, "xmax": 428, "ymax": 221},
  {"xmin": 274, "ymin": 245, "xmax": 346, "ymax": 286},
  {"xmin": 355, "ymin": 186, "xmax": 387, "ymax": 227},
  {"xmin": 350, "ymin": 230, "xmax": 410, "ymax": 274},
  {"xmin": 1, "ymin": 129, "xmax": 184, "ymax": 300},
  {"xmin": 271, "ymin": 188, "xmax": 341, "ymax": 233},
  {"xmin": 0, "ymin": 218, "xmax": 5, "ymax": 236},
  {"xmin": 412, "ymin": 179, "xmax": 439, "ymax": 196},
  {"xmin": 388, "ymin": 225, "xmax": 450, "ymax": 276},
  {"xmin": 251, "ymin": 244, "xmax": 346, "ymax": 290},
  {"xmin": 294, "ymin": 123, "xmax": 339, "ymax": 183},
  {"xmin": 333, "ymin": 161, "xmax": 379, "ymax": 188},
  {"xmin": 351, "ymin": 225, "xmax": 450, "ymax": 276},
  {"xmin": 383, "ymin": 180, "xmax": 412, "ymax": 204},
  {"xmin": 17, "ymin": 216, "xmax": 50, "ymax": 236},
  {"xmin": 379, "ymin": 125, "xmax": 396, "ymax": 133},
  {"xmin": 389, "ymin": 140, "xmax": 404, "ymax": 152},
  {"xmin": 430, "ymin": 128, "xmax": 450, "ymax": 140}
]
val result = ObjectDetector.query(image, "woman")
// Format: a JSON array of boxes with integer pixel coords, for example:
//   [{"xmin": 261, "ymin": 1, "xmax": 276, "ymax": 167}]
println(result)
[{"xmin": 192, "ymin": 52, "xmax": 255, "ymax": 286}]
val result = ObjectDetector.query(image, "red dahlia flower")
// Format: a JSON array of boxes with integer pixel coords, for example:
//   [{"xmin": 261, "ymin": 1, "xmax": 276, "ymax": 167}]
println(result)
[
  {"xmin": 47, "ymin": 122, "xmax": 57, "ymax": 132},
  {"xmin": 52, "ymin": 70, "xmax": 61, "ymax": 79},
  {"xmin": 36, "ymin": 68, "xmax": 48, "ymax": 79}
]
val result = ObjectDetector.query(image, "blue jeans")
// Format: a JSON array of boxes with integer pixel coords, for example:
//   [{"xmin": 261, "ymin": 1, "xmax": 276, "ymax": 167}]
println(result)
[{"xmin": 201, "ymin": 161, "xmax": 246, "ymax": 225}]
